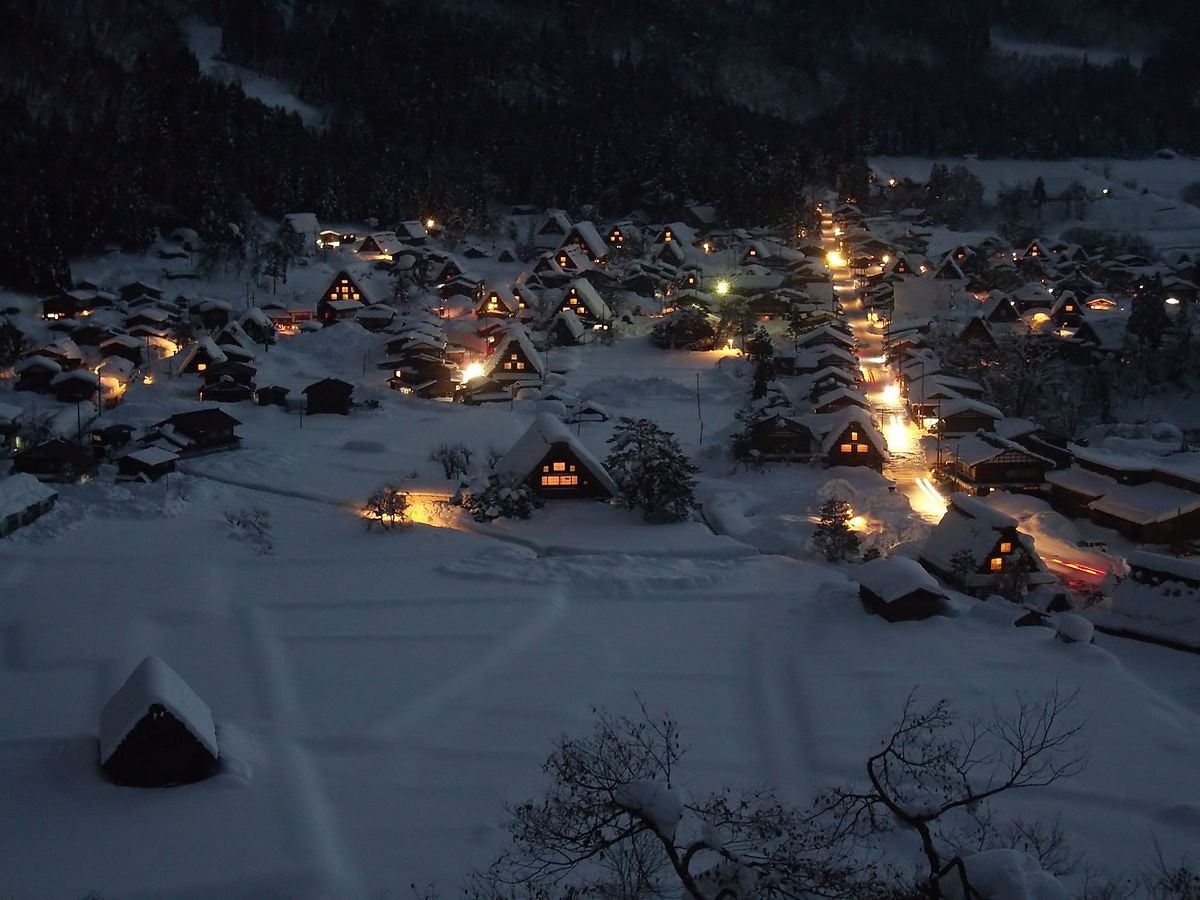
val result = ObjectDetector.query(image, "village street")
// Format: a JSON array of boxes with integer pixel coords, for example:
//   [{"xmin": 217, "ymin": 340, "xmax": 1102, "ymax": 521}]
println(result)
[{"xmin": 818, "ymin": 211, "xmax": 949, "ymax": 524}]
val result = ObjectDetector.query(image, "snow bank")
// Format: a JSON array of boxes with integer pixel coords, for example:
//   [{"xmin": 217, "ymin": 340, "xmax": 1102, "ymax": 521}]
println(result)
[{"xmin": 939, "ymin": 849, "xmax": 1067, "ymax": 900}]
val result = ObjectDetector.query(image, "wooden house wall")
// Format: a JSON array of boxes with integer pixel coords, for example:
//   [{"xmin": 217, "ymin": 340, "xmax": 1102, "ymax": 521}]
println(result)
[{"xmin": 524, "ymin": 443, "xmax": 611, "ymax": 499}]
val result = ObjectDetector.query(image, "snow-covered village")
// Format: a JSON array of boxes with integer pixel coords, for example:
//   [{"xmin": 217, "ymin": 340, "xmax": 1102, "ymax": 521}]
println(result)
[{"xmin": 4, "ymin": 2, "xmax": 1200, "ymax": 898}]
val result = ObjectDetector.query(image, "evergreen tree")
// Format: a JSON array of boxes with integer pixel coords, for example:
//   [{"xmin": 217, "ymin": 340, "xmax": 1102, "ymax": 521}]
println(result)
[
  {"xmin": 604, "ymin": 417, "xmax": 698, "ymax": 523},
  {"xmin": 1127, "ymin": 275, "xmax": 1171, "ymax": 348},
  {"xmin": 812, "ymin": 496, "xmax": 861, "ymax": 562}
]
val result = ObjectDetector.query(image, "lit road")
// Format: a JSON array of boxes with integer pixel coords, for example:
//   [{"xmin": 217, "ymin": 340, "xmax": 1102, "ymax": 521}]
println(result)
[{"xmin": 819, "ymin": 212, "xmax": 948, "ymax": 523}]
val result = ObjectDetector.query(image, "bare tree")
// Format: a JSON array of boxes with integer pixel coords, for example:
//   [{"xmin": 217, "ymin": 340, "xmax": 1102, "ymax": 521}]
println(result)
[
  {"xmin": 818, "ymin": 688, "xmax": 1086, "ymax": 898},
  {"xmin": 363, "ymin": 484, "xmax": 409, "ymax": 530},
  {"xmin": 472, "ymin": 699, "xmax": 890, "ymax": 900}
]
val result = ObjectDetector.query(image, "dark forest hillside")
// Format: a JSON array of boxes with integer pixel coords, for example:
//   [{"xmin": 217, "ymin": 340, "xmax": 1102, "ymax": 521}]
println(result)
[{"xmin": 2, "ymin": 0, "xmax": 1198, "ymax": 291}]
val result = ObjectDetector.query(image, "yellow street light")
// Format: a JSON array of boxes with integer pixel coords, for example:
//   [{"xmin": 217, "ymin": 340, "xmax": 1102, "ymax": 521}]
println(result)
[{"xmin": 715, "ymin": 279, "xmax": 731, "ymax": 296}]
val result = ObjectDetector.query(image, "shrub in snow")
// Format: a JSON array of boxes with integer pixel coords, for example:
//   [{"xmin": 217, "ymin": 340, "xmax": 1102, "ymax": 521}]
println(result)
[
  {"xmin": 1053, "ymin": 613, "xmax": 1095, "ymax": 645},
  {"xmin": 430, "ymin": 442, "xmax": 473, "ymax": 479},
  {"xmin": 812, "ymin": 496, "xmax": 860, "ymax": 562},
  {"xmin": 454, "ymin": 475, "xmax": 542, "ymax": 522},
  {"xmin": 604, "ymin": 417, "xmax": 697, "ymax": 523},
  {"xmin": 363, "ymin": 484, "xmax": 409, "ymax": 530},
  {"xmin": 225, "ymin": 507, "xmax": 272, "ymax": 554}
]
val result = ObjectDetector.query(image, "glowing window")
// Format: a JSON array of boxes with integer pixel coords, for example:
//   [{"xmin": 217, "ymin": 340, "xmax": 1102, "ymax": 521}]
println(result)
[
  {"xmin": 503, "ymin": 362, "xmax": 513, "ymax": 371},
  {"xmin": 329, "ymin": 292, "xmax": 338, "ymax": 300},
  {"xmin": 840, "ymin": 443, "xmax": 853, "ymax": 453},
  {"xmin": 541, "ymin": 474, "xmax": 579, "ymax": 487},
  {"xmin": 196, "ymin": 363, "xmax": 207, "ymax": 372},
  {"xmin": 850, "ymin": 431, "xmax": 859, "ymax": 441},
  {"xmin": 516, "ymin": 362, "xmax": 525, "ymax": 370},
  {"xmin": 989, "ymin": 557, "xmax": 1003, "ymax": 572},
  {"xmin": 856, "ymin": 444, "xmax": 869, "ymax": 453},
  {"xmin": 552, "ymin": 461, "xmax": 566, "ymax": 472},
  {"xmin": 999, "ymin": 541, "xmax": 1012, "ymax": 554}
]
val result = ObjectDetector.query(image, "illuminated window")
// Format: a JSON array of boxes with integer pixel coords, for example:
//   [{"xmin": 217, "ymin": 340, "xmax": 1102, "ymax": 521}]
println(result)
[
  {"xmin": 999, "ymin": 541, "xmax": 1012, "ymax": 554},
  {"xmin": 840, "ymin": 443, "xmax": 853, "ymax": 453},
  {"xmin": 850, "ymin": 431, "xmax": 859, "ymax": 441},
  {"xmin": 856, "ymin": 444, "xmax": 869, "ymax": 453},
  {"xmin": 329, "ymin": 292, "xmax": 338, "ymax": 300},
  {"xmin": 541, "ymin": 474, "xmax": 579, "ymax": 486},
  {"xmin": 989, "ymin": 557, "xmax": 1003, "ymax": 572},
  {"xmin": 352, "ymin": 292, "xmax": 360, "ymax": 300},
  {"xmin": 515, "ymin": 362, "xmax": 525, "ymax": 370},
  {"xmin": 552, "ymin": 461, "xmax": 566, "ymax": 472},
  {"xmin": 196, "ymin": 363, "xmax": 207, "ymax": 372}
]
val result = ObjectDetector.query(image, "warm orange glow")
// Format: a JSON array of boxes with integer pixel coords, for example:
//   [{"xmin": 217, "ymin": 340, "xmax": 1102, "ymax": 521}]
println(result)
[
  {"xmin": 826, "ymin": 250, "xmax": 846, "ymax": 268},
  {"xmin": 461, "ymin": 361, "xmax": 486, "ymax": 382}
]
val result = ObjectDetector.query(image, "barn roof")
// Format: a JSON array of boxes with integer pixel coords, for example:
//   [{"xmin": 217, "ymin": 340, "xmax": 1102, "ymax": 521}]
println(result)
[
  {"xmin": 99, "ymin": 656, "xmax": 218, "ymax": 764},
  {"xmin": 565, "ymin": 279, "xmax": 612, "ymax": 321},
  {"xmin": 495, "ymin": 413, "xmax": 618, "ymax": 497}
]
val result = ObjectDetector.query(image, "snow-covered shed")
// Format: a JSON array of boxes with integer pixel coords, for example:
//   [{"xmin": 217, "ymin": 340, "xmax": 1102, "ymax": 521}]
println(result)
[
  {"xmin": 1112, "ymin": 551, "xmax": 1200, "ymax": 627},
  {"xmin": 99, "ymin": 656, "xmax": 219, "ymax": 788},
  {"xmin": 0, "ymin": 473, "xmax": 58, "ymax": 537},
  {"xmin": 495, "ymin": 413, "xmax": 618, "ymax": 500},
  {"xmin": 856, "ymin": 556, "xmax": 947, "ymax": 622}
]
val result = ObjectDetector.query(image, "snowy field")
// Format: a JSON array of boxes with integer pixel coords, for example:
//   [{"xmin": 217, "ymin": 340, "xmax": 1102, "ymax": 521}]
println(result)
[
  {"xmin": 3, "ymin": 243, "xmax": 1200, "ymax": 896},
  {"xmin": 869, "ymin": 155, "xmax": 1200, "ymax": 251}
]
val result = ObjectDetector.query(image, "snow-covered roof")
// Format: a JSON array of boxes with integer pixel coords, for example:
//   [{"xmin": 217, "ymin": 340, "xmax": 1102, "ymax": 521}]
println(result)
[
  {"xmin": 937, "ymin": 398, "xmax": 1004, "ymax": 421},
  {"xmin": 14, "ymin": 355, "xmax": 62, "ymax": 375},
  {"xmin": 0, "ymin": 401, "xmax": 22, "ymax": 424},
  {"xmin": 482, "ymin": 326, "xmax": 545, "ymax": 379},
  {"xmin": 795, "ymin": 324, "xmax": 856, "ymax": 349},
  {"xmin": 281, "ymin": 212, "xmax": 319, "ymax": 237},
  {"xmin": 1126, "ymin": 551, "xmax": 1200, "ymax": 583},
  {"xmin": 0, "ymin": 473, "xmax": 57, "ymax": 518},
  {"xmin": 1088, "ymin": 482, "xmax": 1200, "ymax": 525},
  {"xmin": 563, "ymin": 279, "xmax": 611, "ymax": 321},
  {"xmin": 565, "ymin": 221, "xmax": 609, "ymax": 260},
  {"xmin": 495, "ymin": 413, "xmax": 618, "ymax": 496},
  {"xmin": 949, "ymin": 432, "xmax": 1053, "ymax": 468},
  {"xmin": 552, "ymin": 309, "xmax": 587, "ymax": 340},
  {"xmin": 921, "ymin": 493, "xmax": 1046, "ymax": 576},
  {"xmin": 856, "ymin": 556, "xmax": 946, "ymax": 602},
  {"xmin": 51, "ymin": 369, "xmax": 99, "ymax": 387},
  {"xmin": 322, "ymin": 299, "xmax": 365, "ymax": 313},
  {"xmin": 813, "ymin": 407, "xmax": 889, "ymax": 458},
  {"xmin": 99, "ymin": 656, "xmax": 218, "ymax": 764},
  {"xmin": 124, "ymin": 446, "xmax": 179, "ymax": 467}
]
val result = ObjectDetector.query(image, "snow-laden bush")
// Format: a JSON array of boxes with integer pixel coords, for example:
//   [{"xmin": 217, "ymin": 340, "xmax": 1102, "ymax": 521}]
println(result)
[
  {"xmin": 224, "ymin": 507, "xmax": 272, "ymax": 554},
  {"xmin": 454, "ymin": 476, "xmax": 542, "ymax": 522},
  {"xmin": 938, "ymin": 848, "xmax": 1067, "ymax": 900}
]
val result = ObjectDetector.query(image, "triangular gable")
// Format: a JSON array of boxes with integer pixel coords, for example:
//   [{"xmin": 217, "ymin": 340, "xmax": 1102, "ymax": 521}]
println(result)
[
  {"xmin": 561, "ymin": 222, "xmax": 609, "ymax": 262},
  {"xmin": 559, "ymin": 280, "xmax": 611, "ymax": 323},
  {"xmin": 484, "ymin": 328, "xmax": 544, "ymax": 380},
  {"xmin": 495, "ymin": 413, "xmax": 618, "ymax": 498}
]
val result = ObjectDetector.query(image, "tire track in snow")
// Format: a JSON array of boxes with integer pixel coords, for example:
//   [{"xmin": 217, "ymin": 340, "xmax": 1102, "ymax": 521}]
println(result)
[
  {"xmin": 367, "ymin": 586, "xmax": 570, "ymax": 741},
  {"xmin": 749, "ymin": 599, "xmax": 818, "ymax": 805},
  {"xmin": 235, "ymin": 571, "xmax": 366, "ymax": 897}
]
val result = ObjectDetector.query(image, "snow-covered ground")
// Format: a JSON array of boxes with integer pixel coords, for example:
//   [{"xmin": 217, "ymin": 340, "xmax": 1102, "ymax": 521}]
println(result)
[
  {"xmin": 183, "ymin": 22, "xmax": 327, "ymax": 130},
  {"xmin": 3, "ymin": 240, "xmax": 1200, "ymax": 896},
  {"xmin": 869, "ymin": 155, "xmax": 1200, "ymax": 251}
]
